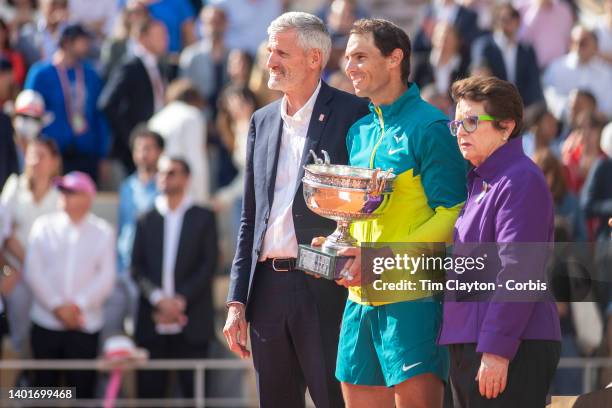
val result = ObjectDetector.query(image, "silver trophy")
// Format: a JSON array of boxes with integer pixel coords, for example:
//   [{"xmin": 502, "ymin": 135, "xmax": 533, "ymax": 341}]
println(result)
[{"xmin": 296, "ymin": 150, "xmax": 396, "ymax": 279}]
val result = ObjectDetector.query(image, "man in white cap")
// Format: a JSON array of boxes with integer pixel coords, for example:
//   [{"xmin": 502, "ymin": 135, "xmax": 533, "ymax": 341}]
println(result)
[{"xmin": 25, "ymin": 171, "xmax": 115, "ymax": 398}]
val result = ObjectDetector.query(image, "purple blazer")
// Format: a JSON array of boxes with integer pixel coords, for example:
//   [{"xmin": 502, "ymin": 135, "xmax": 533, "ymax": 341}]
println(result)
[{"xmin": 438, "ymin": 137, "xmax": 561, "ymax": 360}]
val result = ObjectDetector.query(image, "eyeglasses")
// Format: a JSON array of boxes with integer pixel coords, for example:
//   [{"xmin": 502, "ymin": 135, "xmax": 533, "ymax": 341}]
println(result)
[{"xmin": 448, "ymin": 115, "xmax": 498, "ymax": 136}]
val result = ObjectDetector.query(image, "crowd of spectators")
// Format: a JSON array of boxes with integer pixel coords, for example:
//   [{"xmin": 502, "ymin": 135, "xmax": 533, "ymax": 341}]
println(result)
[{"xmin": 0, "ymin": 0, "xmax": 610, "ymax": 401}]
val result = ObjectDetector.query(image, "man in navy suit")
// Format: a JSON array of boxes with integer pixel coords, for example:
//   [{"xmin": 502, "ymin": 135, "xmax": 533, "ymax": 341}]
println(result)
[
  {"xmin": 223, "ymin": 11, "xmax": 369, "ymax": 408},
  {"xmin": 471, "ymin": 3, "xmax": 544, "ymax": 108}
]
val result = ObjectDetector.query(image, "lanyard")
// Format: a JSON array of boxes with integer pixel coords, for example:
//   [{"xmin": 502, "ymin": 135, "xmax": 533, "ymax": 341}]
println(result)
[{"xmin": 55, "ymin": 63, "xmax": 87, "ymax": 135}]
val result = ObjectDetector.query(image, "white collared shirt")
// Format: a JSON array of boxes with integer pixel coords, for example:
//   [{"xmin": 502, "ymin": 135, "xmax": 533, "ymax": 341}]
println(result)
[
  {"xmin": 25, "ymin": 212, "xmax": 115, "ymax": 333},
  {"xmin": 493, "ymin": 31, "xmax": 518, "ymax": 84},
  {"xmin": 134, "ymin": 43, "xmax": 165, "ymax": 112},
  {"xmin": 150, "ymin": 194, "xmax": 193, "ymax": 334},
  {"xmin": 430, "ymin": 50, "xmax": 461, "ymax": 95},
  {"xmin": 543, "ymin": 52, "xmax": 612, "ymax": 118},
  {"xmin": 259, "ymin": 81, "xmax": 322, "ymax": 260}
]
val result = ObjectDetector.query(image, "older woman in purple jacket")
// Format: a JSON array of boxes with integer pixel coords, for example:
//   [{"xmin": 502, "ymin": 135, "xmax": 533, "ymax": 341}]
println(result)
[{"xmin": 438, "ymin": 77, "xmax": 561, "ymax": 407}]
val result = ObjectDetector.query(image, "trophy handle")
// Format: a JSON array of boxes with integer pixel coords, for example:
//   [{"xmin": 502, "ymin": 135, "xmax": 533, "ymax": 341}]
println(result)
[{"xmin": 308, "ymin": 149, "xmax": 331, "ymax": 165}]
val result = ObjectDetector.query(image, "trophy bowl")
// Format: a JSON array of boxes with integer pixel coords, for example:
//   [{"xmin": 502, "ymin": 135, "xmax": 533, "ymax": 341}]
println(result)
[{"xmin": 296, "ymin": 150, "xmax": 396, "ymax": 279}]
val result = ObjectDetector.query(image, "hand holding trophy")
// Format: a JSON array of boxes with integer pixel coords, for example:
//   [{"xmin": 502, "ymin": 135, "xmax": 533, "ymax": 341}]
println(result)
[{"xmin": 296, "ymin": 150, "xmax": 396, "ymax": 280}]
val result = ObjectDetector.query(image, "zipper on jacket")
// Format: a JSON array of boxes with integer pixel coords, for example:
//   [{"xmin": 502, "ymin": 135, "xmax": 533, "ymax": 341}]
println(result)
[{"xmin": 369, "ymin": 106, "xmax": 386, "ymax": 169}]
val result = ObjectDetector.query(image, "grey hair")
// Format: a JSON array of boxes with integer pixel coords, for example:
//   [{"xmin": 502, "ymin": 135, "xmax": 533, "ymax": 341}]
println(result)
[{"xmin": 267, "ymin": 12, "xmax": 332, "ymax": 68}]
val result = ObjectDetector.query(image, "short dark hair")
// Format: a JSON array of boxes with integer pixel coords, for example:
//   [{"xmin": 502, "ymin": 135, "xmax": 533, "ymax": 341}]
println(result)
[
  {"xmin": 168, "ymin": 157, "xmax": 191, "ymax": 176},
  {"xmin": 451, "ymin": 76, "xmax": 524, "ymax": 139},
  {"xmin": 350, "ymin": 18, "xmax": 411, "ymax": 84},
  {"xmin": 573, "ymin": 89, "xmax": 597, "ymax": 107},
  {"xmin": 532, "ymin": 149, "xmax": 566, "ymax": 204},
  {"xmin": 129, "ymin": 124, "xmax": 165, "ymax": 151},
  {"xmin": 494, "ymin": 3, "xmax": 520, "ymax": 25}
]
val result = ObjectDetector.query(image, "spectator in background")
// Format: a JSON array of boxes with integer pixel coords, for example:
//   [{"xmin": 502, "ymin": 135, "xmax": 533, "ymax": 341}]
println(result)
[
  {"xmin": 0, "ymin": 56, "xmax": 14, "ymax": 108},
  {"xmin": 535, "ymin": 148, "xmax": 590, "ymax": 396},
  {"xmin": 25, "ymin": 23, "xmax": 109, "ymax": 182},
  {"xmin": 68, "ymin": 0, "xmax": 119, "ymax": 41},
  {"xmin": 141, "ymin": 0, "xmax": 196, "ymax": 65},
  {"xmin": 462, "ymin": 0, "xmax": 495, "ymax": 32},
  {"xmin": 543, "ymin": 26, "xmax": 612, "ymax": 119},
  {"xmin": 179, "ymin": 5, "xmax": 229, "ymax": 109},
  {"xmin": 0, "ymin": 0, "xmax": 39, "ymax": 30},
  {"xmin": 99, "ymin": 0, "xmax": 150, "ymax": 81},
  {"xmin": 522, "ymin": 105, "xmax": 560, "ymax": 158},
  {"xmin": 595, "ymin": 0, "xmax": 612, "ymax": 64},
  {"xmin": 25, "ymin": 171, "xmax": 115, "ymax": 399},
  {"xmin": 471, "ymin": 3, "xmax": 544, "ymax": 108},
  {"xmin": 411, "ymin": 21, "xmax": 469, "ymax": 96},
  {"xmin": 16, "ymin": 0, "xmax": 69, "ymax": 67},
  {"xmin": 10, "ymin": 89, "xmax": 55, "ymax": 169},
  {"xmin": 226, "ymin": 49, "xmax": 253, "ymax": 90},
  {"xmin": 149, "ymin": 79, "xmax": 209, "ymax": 205},
  {"xmin": 325, "ymin": 0, "xmax": 359, "ymax": 74},
  {"xmin": 1, "ymin": 138, "xmax": 61, "ymax": 361},
  {"xmin": 534, "ymin": 149, "xmax": 587, "ymax": 242},
  {"xmin": 0, "ymin": 118, "xmax": 18, "ymax": 191},
  {"xmin": 103, "ymin": 126, "xmax": 162, "ymax": 343},
  {"xmin": 582, "ymin": 121, "xmax": 612, "ymax": 242},
  {"xmin": 99, "ymin": 18, "xmax": 169, "ymax": 175},
  {"xmin": 0, "ymin": 18, "xmax": 26, "ymax": 85},
  {"xmin": 211, "ymin": 0, "xmax": 282, "ymax": 56},
  {"xmin": 213, "ymin": 85, "xmax": 256, "ymax": 236},
  {"xmin": 562, "ymin": 111, "xmax": 606, "ymax": 193},
  {"xmin": 561, "ymin": 89, "xmax": 597, "ymax": 139},
  {"xmin": 0, "ymin": 203, "xmax": 15, "ymax": 362},
  {"xmin": 515, "ymin": 0, "xmax": 574, "ymax": 69},
  {"xmin": 132, "ymin": 156, "xmax": 218, "ymax": 400},
  {"xmin": 0, "ymin": 59, "xmax": 18, "ymax": 189},
  {"xmin": 413, "ymin": 0, "xmax": 481, "ymax": 55},
  {"xmin": 581, "ymin": 121, "xmax": 612, "ymax": 328}
]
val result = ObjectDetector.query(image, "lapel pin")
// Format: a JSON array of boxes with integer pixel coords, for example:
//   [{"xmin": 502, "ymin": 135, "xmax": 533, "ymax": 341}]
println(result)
[
  {"xmin": 319, "ymin": 113, "xmax": 325, "ymax": 122},
  {"xmin": 475, "ymin": 181, "xmax": 490, "ymax": 204}
]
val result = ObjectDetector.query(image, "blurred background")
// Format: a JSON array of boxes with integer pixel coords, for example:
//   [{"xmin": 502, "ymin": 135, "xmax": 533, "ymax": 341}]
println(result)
[{"xmin": 0, "ymin": 0, "xmax": 611, "ymax": 406}]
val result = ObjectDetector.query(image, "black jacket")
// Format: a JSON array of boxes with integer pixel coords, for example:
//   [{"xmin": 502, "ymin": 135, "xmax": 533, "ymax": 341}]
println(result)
[
  {"xmin": 98, "ymin": 56, "xmax": 162, "ymax": 172},
  {"xmin": 471, "ymin": 34, "xmax": 544, "ymax": 107},
  {"xmin": 132, "ymin": 204, "xmax": 218, "ymax": 345}
]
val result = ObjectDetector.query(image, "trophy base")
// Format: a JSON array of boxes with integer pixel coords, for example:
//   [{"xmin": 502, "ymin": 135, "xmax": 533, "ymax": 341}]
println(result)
[{"xmin": 296, "ymin": 244, "xmax": 352, "ymax": 280}]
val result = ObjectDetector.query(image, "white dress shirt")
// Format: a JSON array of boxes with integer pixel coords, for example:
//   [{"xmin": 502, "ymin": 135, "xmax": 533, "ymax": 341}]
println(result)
[
  {"xmin": 25, "ymin": 212, "xmax": 115, "ymax": 333},
  {"xmin": 1, "ymin": 174, "xmax": 60, "ymax": 250},
  {"xmin": 259, "ymin": 81, "xmax": 321, "ymax": 260},
  {"xmin": 134, "ymin": 44, "xmax": 165, "ymax": 112},
  {"xmin": 430, "ymin": 50, "xmax": 461, "ymax": 95},
  {"xmin": 149, "ymin": 101, "xmax": 210, "ymax": 205},
  {"xmin": 543, "ymin": 52, "xmax": 612, "ymax": 118},
  {"xmin": 493, "ymin": 31, "xmax": 518, "ymax": 84},
  {"xmin": 150, "ymin": 195, "xmax": 193, "ymax": 334}
]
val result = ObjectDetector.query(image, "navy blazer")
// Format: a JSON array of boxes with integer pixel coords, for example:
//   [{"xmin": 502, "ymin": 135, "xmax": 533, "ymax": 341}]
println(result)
[
  {"xmin": 227, "ymin": 81, "xmax": 370, "ymax": 309},
  {"xmin": 471, "ymin": 34, "xmax": 544, "ymax": 107}
]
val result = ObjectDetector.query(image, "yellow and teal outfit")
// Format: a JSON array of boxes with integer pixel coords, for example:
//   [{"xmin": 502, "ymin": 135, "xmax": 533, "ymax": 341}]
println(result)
[{"xmin": 336, "ymin": 84, "xmax": 467, "ymax": 386}]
